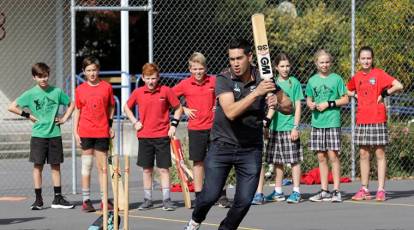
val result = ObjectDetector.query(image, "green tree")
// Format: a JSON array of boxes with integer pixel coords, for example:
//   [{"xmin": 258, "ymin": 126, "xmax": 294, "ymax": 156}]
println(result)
[
  {"xmin": 356, "ymin": 0, "xmax": 414, "ymax": 88},
  {"xmin": 264, "ymin": 2, "xmax": 350, "ymax": 82}
]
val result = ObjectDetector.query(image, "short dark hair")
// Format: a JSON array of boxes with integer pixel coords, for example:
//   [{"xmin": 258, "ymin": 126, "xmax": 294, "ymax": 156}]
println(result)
[
  {"xmin": 31, "ymin": 63, "xmax": 50, "ymax": 77},
  {"xmin": 228, "ymin": 38, "xmax": 252, "ymax": 55},
  {"xmin": 82, "ymin": 56, "xmax": 100, "ymax": 70}
]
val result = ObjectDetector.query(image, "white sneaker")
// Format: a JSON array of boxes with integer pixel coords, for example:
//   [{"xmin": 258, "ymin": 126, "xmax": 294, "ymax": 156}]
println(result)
[
  {"xmin": 331, "ymin": 190, "xmax": 342, "ymax": 203},
  {"xmin": 184, "ymin": 219, "xmax": 200, "ymax": 230},
  {"xmin": 309, "ymin": 190, "xmax": 332, "ymax": 202}
]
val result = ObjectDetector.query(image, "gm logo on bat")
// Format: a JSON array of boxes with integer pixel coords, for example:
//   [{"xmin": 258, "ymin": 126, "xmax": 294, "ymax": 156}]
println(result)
[
  {"xmin": 0, "ymin": 12, "xmax": 5, "ymax": 41},
  {"xmin": 259, "ymin": 56, "xmax": 272, "ymax": 75}
]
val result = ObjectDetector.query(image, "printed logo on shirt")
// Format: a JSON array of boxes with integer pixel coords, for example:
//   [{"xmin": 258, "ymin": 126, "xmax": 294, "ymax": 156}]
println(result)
[
  {"xmin": 233, "ymin": 83, "xmax": 241, "ymax": 93},
  {"xmin": 233, "ymin": 83, "xmax": 242, "ymax": 99},
  {"xmin": 369, "ymin": 77, "xmax": 376, "ymax": 85},
  {"xmin": 313, "ymin": 85, "xmax": 333, "ymax": 101},
  {"xmin": 33, "ymin": 96, "xmax": 57, "ymax": 113},
  {"xmin": 159, "ymin": 96, "xmax": 166, "ymax": 101}
]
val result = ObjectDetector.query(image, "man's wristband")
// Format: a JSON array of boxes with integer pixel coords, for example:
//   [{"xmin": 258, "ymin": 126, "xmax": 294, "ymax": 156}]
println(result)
[
  {"xmin": 263, "ymin": 117, "xmax": 271, "ymax": 128},
  {"xmin": 381, "ymin": 89, "xmax": 390, "ymax": 98},
  {"xmin": 328, "ymin": 100, "xmax": 337, "ymax": 108},
  {"xmin": 108, "ymin": 118, "xmax": 113, "ymax": 127},
  {"xmin": 21, "ymin": 111, "xmax": 30, "ymax": 119},
  {"xmin": 170, "ymin": 118, "xmax": 179, "ymax": 127}
]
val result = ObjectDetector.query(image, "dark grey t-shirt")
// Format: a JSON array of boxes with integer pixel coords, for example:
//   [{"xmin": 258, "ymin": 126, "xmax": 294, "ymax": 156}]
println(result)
[{"xmin": 210, "ymin": 66, "xmax": 266, "ymax": 147}]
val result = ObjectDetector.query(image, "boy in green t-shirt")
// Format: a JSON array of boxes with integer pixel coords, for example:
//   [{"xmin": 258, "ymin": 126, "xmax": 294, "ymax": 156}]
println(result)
[
  {"xmin": 305, "ymin": 50, "xmax": 349, "ymax": 203},
  {"xmin": 8, "ymin": 63, "xmax": 75, "ymax": 210}
]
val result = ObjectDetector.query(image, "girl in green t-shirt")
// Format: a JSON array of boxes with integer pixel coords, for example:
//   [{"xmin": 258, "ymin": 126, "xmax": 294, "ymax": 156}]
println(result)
[
  {"xmin": 254, "ymin": 53, "xmax": 305, "ymax": 204},
  {"xmin": 305, "ymin": 49, "xmax": 349, "ymax": 203},
  {"xmin": 252, "ymin": 53, "xmax": 305, "ymax": 205}
]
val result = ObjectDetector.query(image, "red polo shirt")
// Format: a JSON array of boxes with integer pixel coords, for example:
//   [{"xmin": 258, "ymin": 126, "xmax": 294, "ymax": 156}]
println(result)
[
  {"xmin": 347, "ymin": 68, "xmax": 395, "ymax": 124},
  {"xmin": 75, "ymin": 80, "xmax": 115, "ymax": 138},
  {"xmin": 173, "ymin": 75, "xmax": 216, "ymax": 130},
  {"xmin": 127, "ymin": 85, "xmax": 180, "ymax": 138}
]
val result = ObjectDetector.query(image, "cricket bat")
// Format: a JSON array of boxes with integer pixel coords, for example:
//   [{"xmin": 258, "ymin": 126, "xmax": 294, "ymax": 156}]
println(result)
[
  {"xmin": 171, "ymin": 138, "xmax": 192, "ymax": 209},
  {"xmin": 170, "ymin": 139, "xmax": 193, "ymax": 181},
  {"xmin": 124, "ymin": 153, "xmax": 129, "ymax": 230},
  {"xmin": 252, "ymin": 13, "xmax": 274, "ymax": 81},
  {"xmin": 108, "ymin": 142, "xmax": 126, "ymax": 211}
]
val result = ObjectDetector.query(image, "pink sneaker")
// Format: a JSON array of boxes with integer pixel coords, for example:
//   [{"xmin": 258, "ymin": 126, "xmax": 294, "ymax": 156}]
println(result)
[
  {"xmin": 376, "ymin": 190, "xmax": 386, "ymax": 202},
  {"xmin": 352, "ymin": 187, "xmax": 372, "ymax": 201}
]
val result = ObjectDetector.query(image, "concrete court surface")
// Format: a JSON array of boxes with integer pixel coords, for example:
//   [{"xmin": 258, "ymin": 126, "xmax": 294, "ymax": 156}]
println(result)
[{"xmin": 1, "ymin": 179, "xmax": 413, "ymax": 230}]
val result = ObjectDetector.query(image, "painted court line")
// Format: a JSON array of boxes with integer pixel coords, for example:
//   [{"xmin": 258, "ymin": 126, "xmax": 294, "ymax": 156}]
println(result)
[
  {"xmin": 128, "ymin": 214, "xmax": 264, "ymax": 230},
  {"xmin": 0, "ymin": 196, "xmax": 28, "ymax": 201},
  {"xmin": 344, "ymin": 200, "xmax": 414, "ymax": 207},
  {"xmin": 93, "ymin": 211, "xmax": 263, "ymax": 230}
]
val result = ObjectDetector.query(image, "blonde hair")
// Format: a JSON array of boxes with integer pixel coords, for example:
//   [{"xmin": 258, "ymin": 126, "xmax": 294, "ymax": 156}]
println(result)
[
  {"xmin": 313, "ymin": 49, "xmax": 333, "ymax": 63},
  {"xmin": 188, "ymin": 52, "xmax": 206, "ymax": 68}
]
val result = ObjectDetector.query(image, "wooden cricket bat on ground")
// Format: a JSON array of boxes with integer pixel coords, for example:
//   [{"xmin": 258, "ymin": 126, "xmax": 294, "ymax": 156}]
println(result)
[
  {"xmin": 171, "ymin": 138, "xmax": 192, "ymax": 209},
  {"xmin": 123, "ymin": 153, "xmax": 129, "ymax": 230},
  {"xmin": 109, "ymin": 142, "xmax": 125, "ymax": 211},
  {"xmin": 252, "ymin": 13, "xmax": 274, "ymax": 81}
]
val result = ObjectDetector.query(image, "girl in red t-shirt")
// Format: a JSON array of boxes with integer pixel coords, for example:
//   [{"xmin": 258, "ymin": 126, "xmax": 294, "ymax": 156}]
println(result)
[
  {"xmin": 73, "ymin": 56, "xmax": 115, "ymax": 212},
  {"xmin": 347, "ymin": 46, "xmax": 403, "ymax": 202}
]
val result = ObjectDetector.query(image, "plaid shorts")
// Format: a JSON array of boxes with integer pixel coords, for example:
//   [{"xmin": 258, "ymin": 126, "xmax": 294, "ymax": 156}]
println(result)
[
  {"xmin": 355, "ymin": 123, "xmax": 388, "ymax": 146},
  {"xmin": 309, "ymin": 127, "xmax": 341, "ymax": 152},
  {"xmin": 266, "ymin": 131, "xmax": 303, "ymax": 165}
]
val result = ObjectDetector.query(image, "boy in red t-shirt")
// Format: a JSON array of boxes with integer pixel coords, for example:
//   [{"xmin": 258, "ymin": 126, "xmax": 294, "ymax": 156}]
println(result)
[
  {"xmin": 124, "ymin": 63, "xmax": 183, "ymax": 211},
  {"xmin": 347, "ymin": 46, "xmax": 403, "ymax": 202},
  {"xmin": 73, "ymin": 56, "xmax": 115, "ymax": 212},
  {"xmin": 172, "ymin": 52, "xmax": 230, "ymax": 208}
]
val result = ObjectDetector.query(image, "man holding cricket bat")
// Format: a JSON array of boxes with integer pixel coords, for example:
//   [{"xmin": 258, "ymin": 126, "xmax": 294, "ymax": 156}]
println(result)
[{"xmin": 185, "ymin": 38, "xmax": 292, "ymax": 230}]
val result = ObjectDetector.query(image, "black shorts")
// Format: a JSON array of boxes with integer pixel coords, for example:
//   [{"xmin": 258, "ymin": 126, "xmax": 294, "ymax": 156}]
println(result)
[
  {"xmin": 80, "ymin": 138, "xmax": 110, "ymax": 152},
  {"xmin": 137, "ymin": 137, "xmax": 171, "ymax": 169},
  {"xmin": 188, "ymin": 129, "xmax": 210, "ymax": 161},
  {"xmin": 30, "ymin": 136, "xmax": 64, "ymax": 165}
]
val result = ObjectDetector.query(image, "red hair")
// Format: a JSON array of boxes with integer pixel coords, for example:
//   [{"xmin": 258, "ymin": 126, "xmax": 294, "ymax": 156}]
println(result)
[{"xmin": 142, "ymin": 63, "xmax": 159, "ymax": 77}]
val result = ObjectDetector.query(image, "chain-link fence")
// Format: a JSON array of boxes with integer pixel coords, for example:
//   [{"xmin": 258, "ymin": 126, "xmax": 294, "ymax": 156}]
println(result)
[
  {"xmin": 0, "ymin": 0, "xmax": 413, "ymax": 196},
  {"xmin": 0, "ymin": 0, "xmax": 73, "ymax": 196}
]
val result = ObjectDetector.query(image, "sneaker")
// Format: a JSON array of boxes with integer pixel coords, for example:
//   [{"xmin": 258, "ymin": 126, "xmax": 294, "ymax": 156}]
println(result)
[
  {"xmin": 309, "ymin": 190, "xmax": 332, "ymax": 202},
  {"xmin": 51, "ymin": 195, "xmax": 75, "ymax": 209},
  {"xmin": 217, "ymin": 195, "xmax": 231, "ymax": 208},
  {"xmin": 286, "ymin": 191, "xmax": 302, "ymax": 204},
  {"xmin": 138, "ymin": 199, "xmax": 153, "ymax": 210},
  {"xmin": 162, "ymin": 198, "xmax": 176, "ymax": 211},
  {"xmin": 351, "ymin": 187, "xmax": 372, "ymax": 201},
  {"xmin": 265, "ymin": 190, "xmax": 285, "ymax": 202},
  {"xmin": 30, "ymin": 199, "xmax": 43, "ymax": 210},
  {"xmin": 251, "ymin": 193, "xmax": 265, "ymax": 205},
  {"xmin": 82, "ymin": 199, "xmax": 96, "ymax": 212},
  {"xmin": 331, "ymin": 190, "xmax": 342, "ymax": 203},
  {"xmin": 376, "ymin": 190, "xmax": 386, "ymax": 202},
  {"xmin": 184, "ymin": 219, "xmax": 201, "ymax": 230},
  {"xmin": 100, "ymin": 199, "xmax": 114, "ymax": 210}
]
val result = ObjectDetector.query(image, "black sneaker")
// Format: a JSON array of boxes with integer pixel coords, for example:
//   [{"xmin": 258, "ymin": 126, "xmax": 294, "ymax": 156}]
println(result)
[
  {"xmin": 137, "ymin": 199, "xmax": 153, "ymax": 211},
  {"xmin": 82, "ymin": 199, "xmax": 96, "ymax": 212},
  {"xmin": 162, "ymin": 198, "xmax": 176, "ymax": 211},
  {"xmin": 51, "ymin": 195, "xmax": 75, "ymax": 209},
  {"xmin": 30, "ymin": 199, "xmax": 43, "ymax": 210},
  {"xmin": 217, "ymin": 196, "xmax": 231, "ymax": 208}
]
